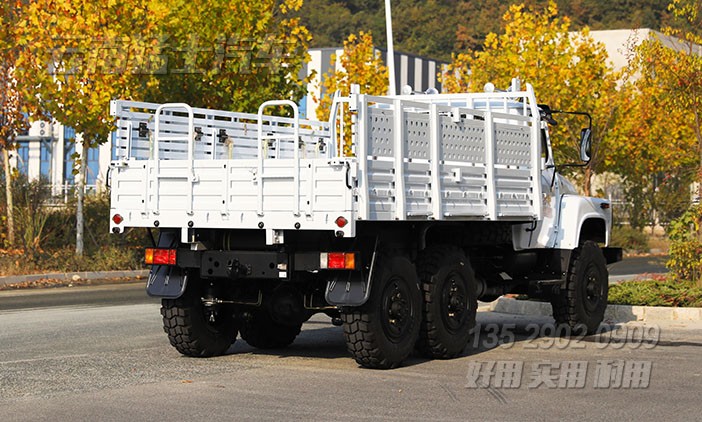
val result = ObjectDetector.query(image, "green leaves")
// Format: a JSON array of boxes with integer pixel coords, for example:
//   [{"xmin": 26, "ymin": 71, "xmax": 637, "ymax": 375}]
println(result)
[{"xmin": 143, "ymin": 0, "xmax": 310, "ymax": 114}]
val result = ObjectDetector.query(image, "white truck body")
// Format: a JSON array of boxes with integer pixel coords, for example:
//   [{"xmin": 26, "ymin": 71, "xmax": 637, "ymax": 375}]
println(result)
[{"xmin": 109, "ymin": 82, "xmax": 620, "ymax": 369}]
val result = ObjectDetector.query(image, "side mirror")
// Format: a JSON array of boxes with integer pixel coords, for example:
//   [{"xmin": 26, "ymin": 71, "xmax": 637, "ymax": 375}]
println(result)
[{"xmin": 579, "ymin": 128, "xmax": 592, "ymax": 162}]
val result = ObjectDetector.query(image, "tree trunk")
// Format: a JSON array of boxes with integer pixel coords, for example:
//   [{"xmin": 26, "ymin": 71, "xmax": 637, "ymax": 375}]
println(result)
[
  {"xmin": 695, "ymin": 108, "xmax": 702, "ymax": 204},
  {"xmin": 75, "ymin": 138, "xmax": 87, "ymax": 256},
  {"xmin": 583, "ymin": 164, "xmax": 592, "ymax": 197},
  {"xmin": 2, "ymin": 147, "xmax": 14, "ymax": 246}
]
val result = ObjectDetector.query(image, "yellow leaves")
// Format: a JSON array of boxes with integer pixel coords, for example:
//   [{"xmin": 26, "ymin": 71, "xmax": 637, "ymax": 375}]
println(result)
[
  {"xmin": 442, "ymin": 0, "xmax": 621, "ymax": 180},
  {"xmin": 315, "ymin": 31, "xmax": 388, "ymax": 155}
]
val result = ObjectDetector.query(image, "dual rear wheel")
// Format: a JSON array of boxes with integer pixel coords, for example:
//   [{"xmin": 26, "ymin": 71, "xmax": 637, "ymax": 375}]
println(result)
[
  {"xmin": 161, "ymin": 273, "xmax": 302, "ymax": 358},
  {"xmin": 341, "ymin": 246, "xmax": 478, "ymax": 369}
]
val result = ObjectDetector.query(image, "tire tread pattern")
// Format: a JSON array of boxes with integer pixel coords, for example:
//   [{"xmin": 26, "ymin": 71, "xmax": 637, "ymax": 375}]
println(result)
[
  {"xmin": 341, "ymin": 252, "xmax": 420, "ymax": 369},
  {"xmin": 160, "ymin": 278, "xmax": 237, "ymax": 357},
  {"xmin": 551, "ymin": 240, "xmax": 608, "ymax": 334},
  {"xmin": 416, "ymin": 245, "xmax": 476, "ymax": 359}
]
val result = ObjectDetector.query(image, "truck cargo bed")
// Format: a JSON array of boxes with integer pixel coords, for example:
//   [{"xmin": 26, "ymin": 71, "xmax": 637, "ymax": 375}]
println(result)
[{"xmin": 109, "ymin": 87, "xmax": 543, "ymax": 240}]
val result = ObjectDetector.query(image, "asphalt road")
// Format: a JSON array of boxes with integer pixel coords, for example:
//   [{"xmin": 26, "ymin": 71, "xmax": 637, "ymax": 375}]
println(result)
[
  {"xmin": 2, "ymin": 282, "xmax": 701, "ymax": 421},
  {"xmin": 608, "ymin": 255, "xmax": 668, "ymax": 276}
]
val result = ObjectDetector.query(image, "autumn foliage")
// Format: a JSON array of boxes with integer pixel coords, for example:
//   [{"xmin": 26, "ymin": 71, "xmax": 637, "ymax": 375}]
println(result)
[{"xmin": 315, "ymin": 31, "xmax": 388, "ymax": 156}]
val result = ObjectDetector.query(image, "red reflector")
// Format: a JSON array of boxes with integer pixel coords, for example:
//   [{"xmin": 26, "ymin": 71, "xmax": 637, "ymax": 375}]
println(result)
[
  {"xmin": 149, "ymin": 248, "xmax": 177, "ymax": 265},
  {"xmin": 321, "ymin": 252, "xmax": 357, "ymax": 270},
  {"xmin": 335, "ymin": 216, "xmax": 348, "ymax": 228},
  {"xmin": 112, "ymin": 214, "xmax": 123, "ymax": 224},
  {"xmin": 327, "ymin": 252, "xmax": 346, "ymax": 269}
]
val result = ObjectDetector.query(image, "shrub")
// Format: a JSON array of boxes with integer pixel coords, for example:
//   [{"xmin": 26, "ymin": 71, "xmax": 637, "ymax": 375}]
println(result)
[
  {"xmin": 0, "ymin": 173, "xmax": 149, "ymax": 274},
  {"xmin": 666, "ymin": 205, "xmax": 702, "ymax": 284},
  {"xmin": 0, "ymin": 244, "xmax": 144, "ymax": 276},
  {"xmin": 610, "ymin": 225, "xmax": 649, "ymax": 254},
  {"xmin": 609, "ymin": 278, "xmax": 702, "ymax": 307}
]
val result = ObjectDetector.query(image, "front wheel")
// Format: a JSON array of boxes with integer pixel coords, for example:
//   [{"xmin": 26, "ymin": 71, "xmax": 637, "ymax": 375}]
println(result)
[
  {"xmin": 161, "ymin": 274, "xmax": 238, "ymax": 357},
  {"xmin": 550, "ymin": 241, "xmax": 609, "ymax": 334},
  {"xmin": 341, "ymin": 253, "xmax": 422, "ymax": 369}
]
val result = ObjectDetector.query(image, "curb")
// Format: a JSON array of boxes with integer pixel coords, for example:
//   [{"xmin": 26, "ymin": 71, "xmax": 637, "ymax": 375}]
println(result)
[
  {"xmin": 484, "ymin": 297, "xmax": 702, "ymax": 323},
  {"xmin": 608, "ymin": 273, "xmax": 667, "ymax": 283},
  {"xmin": 0, "ymin": 270, "xmax": 149, "ymax": 287}
]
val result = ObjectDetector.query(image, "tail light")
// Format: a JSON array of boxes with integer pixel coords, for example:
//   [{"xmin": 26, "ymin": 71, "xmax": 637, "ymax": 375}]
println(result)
[
  {"xmin": 320, "ymin": 252, "xmax": 356, "ymax": 270},
  {"xmin": 145, "ymin": 248, "xmax": 177, "ymax": 266},
  {"xmin": 112, "ymin": 214, "xmax": 123, "ymax": 224}
]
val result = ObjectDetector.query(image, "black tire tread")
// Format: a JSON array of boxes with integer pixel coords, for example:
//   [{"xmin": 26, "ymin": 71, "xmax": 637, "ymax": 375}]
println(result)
[
  {"xmin": 341, "ymin": 310, "xmax": 394, "ymax": 369},
  {"xmin": 160, "ymin": 277, "xmax": 237, "ymax": 357},
  {"xmin": 161, "ymin": 298, "xmax": 236, "ymax": 357},
  {"xmin": 416, "ymin": 245, "xmax": 476, "ymax": 359},
  {"xmin": 551, "ymin": 241, "xmax": 608, "ymax": 335},
  {"xmin": 340, "ymin": 252, "xmax": 421, "ymax": 369}
]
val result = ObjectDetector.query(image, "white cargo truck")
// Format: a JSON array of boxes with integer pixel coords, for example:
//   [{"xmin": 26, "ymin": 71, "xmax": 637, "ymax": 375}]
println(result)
[{"xmin": 109, "ymin": 79, "xmax": 621, "ymax": 369}]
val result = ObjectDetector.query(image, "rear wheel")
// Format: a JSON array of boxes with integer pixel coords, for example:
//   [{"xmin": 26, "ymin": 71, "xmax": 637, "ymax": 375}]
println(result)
[
  {"xmin": 416, "ymin": 245, "xmax": 477, "ymax": 358},
  {"xmin": 240, "ymin": 310, "xmax": 301, "ymax": 349},
  {"xmin": 341, "ymin": 253, "xmax": 421, "ymax": 369},
  {"xmin": 161, "ymin": 274, "xmax": 238, "ymax": 357},
  {"xmin": 551, "ymin": 241, "xmax": 609, "ymax": 335}
]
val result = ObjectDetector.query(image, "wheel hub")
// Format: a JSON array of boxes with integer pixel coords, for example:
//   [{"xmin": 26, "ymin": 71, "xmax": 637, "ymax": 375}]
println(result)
[
  {"xmin": 382, "ymin": 279, "xmax": 412, "ymax": 342},
  {"xmin": 441, "ymin": 273, "xmax": 468, "ymax": 333},
  {"xmin": 583, "ymin": 263, "xmax": 603, "ymax": 312}
]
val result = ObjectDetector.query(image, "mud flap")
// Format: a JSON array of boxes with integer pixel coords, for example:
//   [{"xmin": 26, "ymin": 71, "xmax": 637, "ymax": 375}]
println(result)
[
  {"xmin": 145, "ymin": 229, "xmax": 187, "ymax": 298},
  {"xmin": 325, "ymin": 270, "xmax": 370, "ymax": 306},
  {"xmin": 146, "ymin": 265, "xmax": 188, "ymax": 298}
]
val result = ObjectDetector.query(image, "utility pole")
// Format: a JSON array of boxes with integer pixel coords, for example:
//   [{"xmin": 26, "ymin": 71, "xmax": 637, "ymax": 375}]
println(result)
[{"xmin": 384, "ymin": 0, "xmax": 396, "ymax": 95}]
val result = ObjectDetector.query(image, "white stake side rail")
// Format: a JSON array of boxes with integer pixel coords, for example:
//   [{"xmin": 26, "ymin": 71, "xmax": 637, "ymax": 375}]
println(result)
[
  {"xmin": 109, "ymin": 85, "xmax": 543, "ymax": 244},
  {"xmin": 108, "ymin": 100, "xmax": 357, "ymax": 244},
  {"xmin": 341, "ymin": 84, "xmax": 543, "ymax": 222}
]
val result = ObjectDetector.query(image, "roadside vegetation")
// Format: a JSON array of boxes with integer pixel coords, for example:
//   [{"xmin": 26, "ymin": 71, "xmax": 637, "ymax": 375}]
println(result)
[
  {"xmin": 609, "ymin": 277, "xmax": 702, "ymax": 307},
  {"xmin": 0, "ymin": 174, "xmax": 146, "ymax": 276}
]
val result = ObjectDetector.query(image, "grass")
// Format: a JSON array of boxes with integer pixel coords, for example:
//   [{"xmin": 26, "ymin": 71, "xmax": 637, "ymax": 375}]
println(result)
[{"xmin": 608, "ymin": 277, "xmax": 702, "ymax": 307}]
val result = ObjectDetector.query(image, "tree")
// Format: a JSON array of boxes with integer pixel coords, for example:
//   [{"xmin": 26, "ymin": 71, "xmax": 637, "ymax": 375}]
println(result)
[
  {"xmin": 16, "ymin": 0, "xmax": 169, "ymax": 255},
  {"xmin": 15, "ymin": 0, "xmax": 312, "ymax": 256},
  {"xmin": 143, "ymin": 0, "xmax": 312, "ymax": 113},
  {"xmin": 314, "ymin": 31, "xmax": 389, "ymax": 156},
  {"xmin": 602, "ymin": 0, "xmax": 701, "ymax": 230},
  {"xmin": 0, "ymin": 0, "xmax": 31, "ymax": 247},
  {"xmin": 603, "ymin": 65, "xmax": 697, "ymax": 229},
  {"xmin": 636, "ymin": 0, "xmax": 702, "ymax": 198},
  {"xmin": 442, "ymin": 1, "xmax": 617, "ymax": 194}
]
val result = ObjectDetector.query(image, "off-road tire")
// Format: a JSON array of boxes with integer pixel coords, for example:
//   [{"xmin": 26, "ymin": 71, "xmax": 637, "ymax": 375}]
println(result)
[
  {"xmin": 341, "ymin": 253, "xmax": 422, "ymax": 369},
  {"xmin": 551, "ymin": 241, "xmax": 609, "ymax": 335},
  {"xmin": 416, "ymin": 245, "xmax": 477, "ymax": 359},
  {"xmin": 161, "ymin": 274, "xmax": 238, "ymax": 357},
  {"xmin": 240, "ymin": 311, "xmax": 302, "ymax": 349}
]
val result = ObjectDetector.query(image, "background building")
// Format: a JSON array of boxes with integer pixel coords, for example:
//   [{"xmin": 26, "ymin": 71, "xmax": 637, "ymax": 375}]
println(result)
[{"xmin": 11, "ymin": 120, "xmax": 111, "ymax": 199}]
